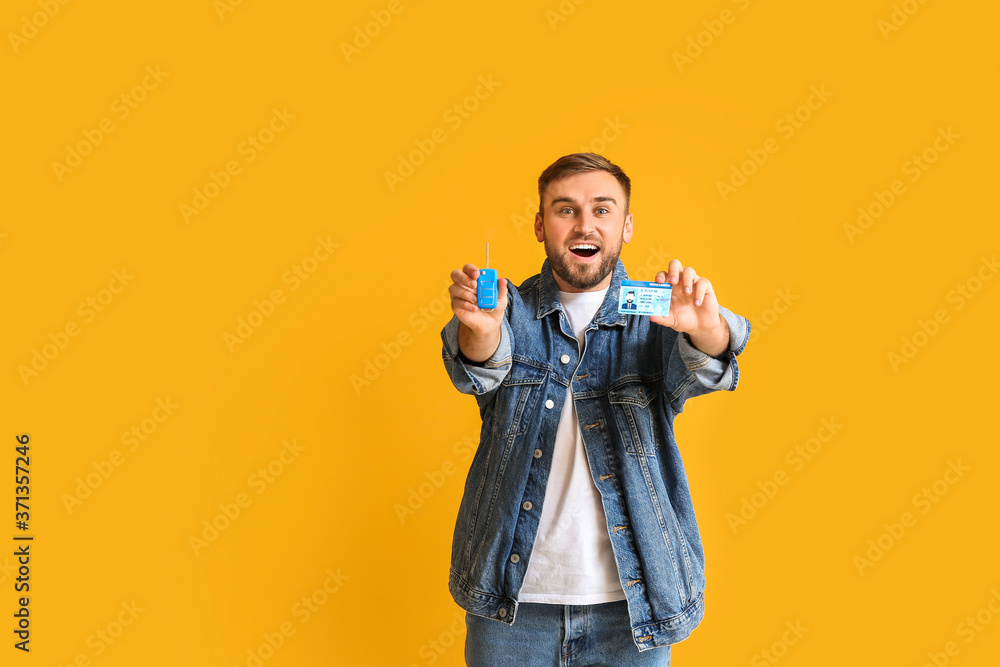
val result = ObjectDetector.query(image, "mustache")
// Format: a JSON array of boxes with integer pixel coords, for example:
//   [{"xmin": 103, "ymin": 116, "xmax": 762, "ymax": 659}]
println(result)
[{"xmin": 567, "ymin": 236, "xmax": 602, "ymax": 246}]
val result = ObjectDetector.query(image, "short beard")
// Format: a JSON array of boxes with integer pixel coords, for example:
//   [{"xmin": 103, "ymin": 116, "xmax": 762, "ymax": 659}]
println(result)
[{"xmin": 544, "ymin": 235, "xmax": 623, "ymax": 291}]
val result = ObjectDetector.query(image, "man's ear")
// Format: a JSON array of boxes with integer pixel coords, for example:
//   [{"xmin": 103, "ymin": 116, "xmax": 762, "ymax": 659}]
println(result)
[
  {"xmin": 623, "ymin": 212, "xmax": 634, "ymax": 243},
  {"xmin": 534, "ymin": 212, "xmax": 545, "ymax": 243}
]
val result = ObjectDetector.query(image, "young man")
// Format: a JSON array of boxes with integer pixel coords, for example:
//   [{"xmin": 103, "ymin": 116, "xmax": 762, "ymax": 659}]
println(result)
[{"xmin": 441, "ymin": 153, "xmax": 750, "ymax": 666}]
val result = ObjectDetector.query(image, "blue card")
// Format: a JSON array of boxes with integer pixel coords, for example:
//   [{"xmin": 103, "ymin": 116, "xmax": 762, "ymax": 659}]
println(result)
[{"xmin": 618, "ymin": 280, "xmax": 671, "ymax": 316}]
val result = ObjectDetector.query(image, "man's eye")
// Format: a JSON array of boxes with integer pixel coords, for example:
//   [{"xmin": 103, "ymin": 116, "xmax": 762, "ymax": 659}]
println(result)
[
  {"xmin": 596, "ymin": 208, "xmax": 609, "ymax": 214},
  {"xmin": 560, "ymin": 207, "xmax": 573, "ymax": 214}
]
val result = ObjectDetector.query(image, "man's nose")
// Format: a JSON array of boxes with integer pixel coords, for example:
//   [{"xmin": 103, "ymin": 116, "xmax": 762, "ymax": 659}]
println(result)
[{"xmin": 574, "ymin": 212, "xmax": 597, "ymax": 234}]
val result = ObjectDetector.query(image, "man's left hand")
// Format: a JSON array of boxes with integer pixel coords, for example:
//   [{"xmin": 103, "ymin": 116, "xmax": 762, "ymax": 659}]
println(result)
[{"xmin": 649, "ymin": 258, "xmax": 730, "ymax": 357}]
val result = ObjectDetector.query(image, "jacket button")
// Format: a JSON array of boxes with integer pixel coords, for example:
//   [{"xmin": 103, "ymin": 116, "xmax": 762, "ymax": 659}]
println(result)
[
  {"xmin": 545, "ymin": 399, "xmax": 554, "ymax": 409},
  {"xmin": 498, "ymin": 608, "xmax": 507, "ymax": 618},
  {"xmin": 510, "ymin": 554, "xmax": 520, "ymax": 563},
  {"xmin": 560, "ymin": 354, "xmax": 570, "ymax": 364},
  {"xmin": 534, "ymin": 449, "xmax": 542, "ymax": 458},
  {"xmin": 522, "ymin": 501, "xmax": 532, "ymax": 511}
]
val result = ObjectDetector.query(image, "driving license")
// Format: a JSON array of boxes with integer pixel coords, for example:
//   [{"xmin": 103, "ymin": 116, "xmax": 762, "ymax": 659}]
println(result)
[{"xmin": 618, "ymin": 280, "xmax": 672, "ymax": 316}]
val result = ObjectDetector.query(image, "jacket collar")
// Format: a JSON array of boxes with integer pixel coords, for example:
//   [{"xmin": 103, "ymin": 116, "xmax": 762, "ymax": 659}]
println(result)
[{"xmin": 535, "ymin": 258, "xmax": 629, "ymax": 327}]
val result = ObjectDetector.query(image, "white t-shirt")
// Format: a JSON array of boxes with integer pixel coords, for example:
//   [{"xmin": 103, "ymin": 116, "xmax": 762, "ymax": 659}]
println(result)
[{"xmin": 517, "ymin": 287, "xmax": 627, "ymax": 604}]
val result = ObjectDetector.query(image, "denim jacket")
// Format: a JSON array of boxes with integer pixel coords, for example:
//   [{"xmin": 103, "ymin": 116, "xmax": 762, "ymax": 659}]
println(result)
[{"xmin": 440, "ymin": 258, "xmax": 750, "ymax": 651}]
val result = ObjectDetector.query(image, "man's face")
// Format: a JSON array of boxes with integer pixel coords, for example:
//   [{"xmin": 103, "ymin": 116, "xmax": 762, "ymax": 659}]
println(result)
[{"xmin": 534, "ymin": 170, "xmax": 633, "ymax": 292}]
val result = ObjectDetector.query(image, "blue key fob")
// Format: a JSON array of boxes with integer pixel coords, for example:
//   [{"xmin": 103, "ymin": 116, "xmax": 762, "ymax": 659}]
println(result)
[{"xmin": 477, "ymin": 269, "xmax": 498, "ymax": 311}]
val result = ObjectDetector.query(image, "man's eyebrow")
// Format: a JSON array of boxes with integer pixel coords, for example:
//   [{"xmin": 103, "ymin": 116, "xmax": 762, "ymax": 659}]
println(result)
[{"xmin": 549, "ymin": 196, "xmax": 618, "ymax": 207}]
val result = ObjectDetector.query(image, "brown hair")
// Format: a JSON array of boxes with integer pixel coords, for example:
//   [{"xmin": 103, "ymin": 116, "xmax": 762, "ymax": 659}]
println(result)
[{"xmin": 537, "ymin": 152, "xmax": 631, "ymax": 216}]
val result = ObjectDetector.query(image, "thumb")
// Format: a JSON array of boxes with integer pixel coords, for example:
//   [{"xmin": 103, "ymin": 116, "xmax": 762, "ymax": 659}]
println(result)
[{"xmin": 497, "ymin": 277, "xmax": 509, "ymax": 305}]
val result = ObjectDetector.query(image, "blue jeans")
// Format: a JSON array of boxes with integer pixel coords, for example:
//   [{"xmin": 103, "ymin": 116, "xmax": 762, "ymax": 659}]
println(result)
[{"xmin": 465, "ymin": 600, "xmax": 672, "ymax": 666}]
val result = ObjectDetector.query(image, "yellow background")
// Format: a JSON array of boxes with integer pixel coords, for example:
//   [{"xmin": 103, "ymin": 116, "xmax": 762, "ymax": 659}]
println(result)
[{"xmin": 3, "ymin": 0, "xmax": 998, "ymax": 664}]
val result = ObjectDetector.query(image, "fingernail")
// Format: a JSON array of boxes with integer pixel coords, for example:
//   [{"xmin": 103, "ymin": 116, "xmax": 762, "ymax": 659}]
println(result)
[{"xmin": 695, "ymin": 299, "xmax": 701, "ymax": 306}]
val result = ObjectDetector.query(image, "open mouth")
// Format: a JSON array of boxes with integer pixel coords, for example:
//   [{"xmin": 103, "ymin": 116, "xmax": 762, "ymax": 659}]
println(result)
[{"xmin": 569, "ymin": 243, "xmax": 600, "ymax": 258}]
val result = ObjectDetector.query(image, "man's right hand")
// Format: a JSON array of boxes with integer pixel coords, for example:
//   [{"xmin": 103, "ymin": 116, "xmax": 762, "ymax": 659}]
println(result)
[{"xmin": 449, "ymin": 264, "xmax": 509, "ymax": 363}]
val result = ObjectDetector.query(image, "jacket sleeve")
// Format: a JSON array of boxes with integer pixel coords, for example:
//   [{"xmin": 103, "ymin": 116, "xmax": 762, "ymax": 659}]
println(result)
[
  {"xmin": 441, "ymin": 313, "xmax": 514, "ymax": 396},
  {"xmin": 664, "ymin": 304, "xmax": 750, "ymax": 413}
]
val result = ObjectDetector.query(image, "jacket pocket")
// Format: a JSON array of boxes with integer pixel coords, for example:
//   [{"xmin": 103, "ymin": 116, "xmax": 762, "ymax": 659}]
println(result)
[
  {"xmin": 497, "ymin": 362, "xmax": 546, "ymax": 437},
  {"xmin": 608, "ymin": 380, "xmax": 660, "ymax": 457}
]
